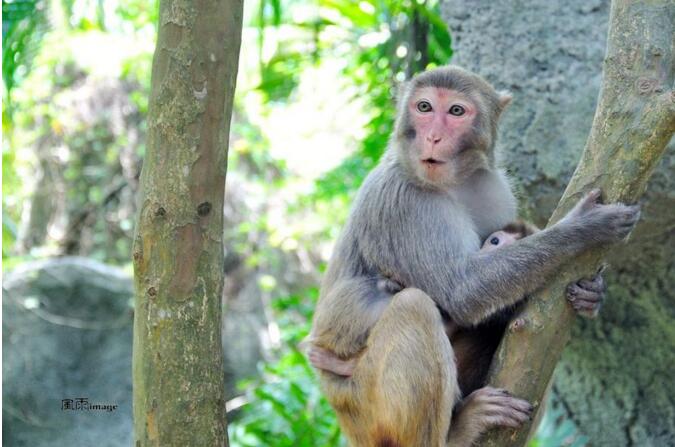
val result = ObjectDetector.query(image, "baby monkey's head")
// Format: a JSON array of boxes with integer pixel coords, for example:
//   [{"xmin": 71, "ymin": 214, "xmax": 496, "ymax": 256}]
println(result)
[{"xmin": 481, "ymin": 220, "xmax": 540, "ymax": 252}]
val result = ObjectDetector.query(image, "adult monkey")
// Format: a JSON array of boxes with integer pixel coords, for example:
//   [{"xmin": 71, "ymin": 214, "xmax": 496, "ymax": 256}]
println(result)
[{"xmin": 308, "ymin": 66, "xmax": 640, "ymax": 447}]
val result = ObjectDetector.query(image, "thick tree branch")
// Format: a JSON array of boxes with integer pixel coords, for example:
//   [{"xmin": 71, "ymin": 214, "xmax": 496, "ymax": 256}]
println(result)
[
  {"xmin": 132, "ymin": 1, "xmax": 243, "ymax": 446},
  {"xmin": 481, "ymin": 1, "xmax": 674, "ymax": 446}
]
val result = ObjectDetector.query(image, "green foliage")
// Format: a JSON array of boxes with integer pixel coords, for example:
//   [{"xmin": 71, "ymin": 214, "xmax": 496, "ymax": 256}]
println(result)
[
  {"xmin": 529, "ymin": 397, "xmax": 589, "ymax": 447},
  {"xmin": 2, "ymin": 0, "xmax": 49, "ymax": 95},
  {"xmin": 3, "ymin": 17, "xmax": 155, "ymax": 266},
  {"xmin": 252, "ymin": 0, "xmax": 452, "ymax": 202},
  {"xmin": 115, "ymin": 0, "xmax": 159, "ymax": 33},
  {"xmin": 228, "ymin": 288, "xmax": 344, "ymax": 447},
  {"xmin": 258, "ymin": 51, "xmax": 306, "ymax": 102},
  {"xmin": 2, "ymin": 208, "xmax": 18, "ymax": 259},
  {"xmin": 315, "ymin": 0, "xmax": 452, "ymax": 198},
  {"xmin": 2, "ymin": 141, "xmax": 19, "ymax": 260},
  {"xmin": 3, "ymin": 2, "xmax": 593, "ymax": 445},
  {"xmin": 229, "ymin": 351, "xmax": 343, "ymax": 447},
  {"xmin": 2, "ymin": 0, "xmax": 134, "ymax": 98}
]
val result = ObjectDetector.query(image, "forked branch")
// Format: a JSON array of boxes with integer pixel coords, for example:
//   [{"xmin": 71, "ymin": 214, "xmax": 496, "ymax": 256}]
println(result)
[{"xmin": 481, "ymin": 1, "xmax": 674, "ymax": 445}]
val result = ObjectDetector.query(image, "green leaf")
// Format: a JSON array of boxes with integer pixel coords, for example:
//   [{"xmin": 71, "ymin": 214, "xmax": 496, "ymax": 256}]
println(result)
[
  {"xmin": 257, "ymin": 51, "xmax": 306, "ymax": 102},
  {"xmin": 319, "ymin": 0, "xmax": 377, "ymax": 28}
]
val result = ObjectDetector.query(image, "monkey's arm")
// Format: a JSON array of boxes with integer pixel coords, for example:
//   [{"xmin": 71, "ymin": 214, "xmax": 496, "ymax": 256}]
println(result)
[
  {"xmin": 310, "ymin": 277, "xmax": 389, "ymax": 358},
  {"xmin": 440, "ymin": 225, "xmax": 585, "ymax": 326},
  {"xmin": 411, "ymin": 192, "xmax": 639, "ymax": 326}
]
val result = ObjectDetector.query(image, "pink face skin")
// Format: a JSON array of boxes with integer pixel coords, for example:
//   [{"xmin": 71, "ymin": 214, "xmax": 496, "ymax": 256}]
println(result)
[
  {"xmin": 407, "ymin": 87, "xmax": 477, "ymax": 184},
  {"xmin": 481, "ymin": 230, "xmax": 519, "ymax": 252}
]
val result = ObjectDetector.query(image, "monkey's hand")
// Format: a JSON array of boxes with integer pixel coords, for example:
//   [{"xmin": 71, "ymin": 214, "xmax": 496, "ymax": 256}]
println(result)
[
  {"xmin": 559, "ymin": 188, "xmax": 641, "ymax": 246},
  {"xmin": 307, "ymin": 345, "xmax": 356, "ymax": 377},
  {"xmin": 566, "ymin": 269, "xmax": 606, "ymax": 318},
  {"xmin": 377, "ymin": 276, "xmax": 405, "ymax": 295},
  {"xmin": 448, "ymin": 387, "xmax": 533, "ymax": 446}
]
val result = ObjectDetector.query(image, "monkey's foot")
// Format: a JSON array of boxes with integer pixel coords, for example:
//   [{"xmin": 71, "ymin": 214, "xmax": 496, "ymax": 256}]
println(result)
[
  {"xmin": 448, "ymin": 387, "xmax": 533, "ymax": 446},
  {"xmin": 460, "ymin": 387, "xmax": 533, "ymax": 428},
  {"xmin": 566, "ymin": 271, "xmax": 606, "ymax": 318},
  {"xmin": 307, "ymin": 345, "xmax": 355, "ymax": 377}
]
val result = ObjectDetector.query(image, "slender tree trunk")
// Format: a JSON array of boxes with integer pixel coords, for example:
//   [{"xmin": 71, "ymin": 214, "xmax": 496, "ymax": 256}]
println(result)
[
  {"xmin": 443, "ymin": 1, "xmax": 674, "ymax": 445},
  {"xmin": 132, "ymin": 1, "xmax": 243, "ymax": 446}
]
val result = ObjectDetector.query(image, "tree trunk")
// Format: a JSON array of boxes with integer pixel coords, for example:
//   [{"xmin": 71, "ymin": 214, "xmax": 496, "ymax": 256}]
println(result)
[
  {"xmin": 132, "ymin": 1, "xmax": 243, "ymax": 446},
  {"xmin": 442, "ymin": 1, "xmax": 674, "ymax": 446}
]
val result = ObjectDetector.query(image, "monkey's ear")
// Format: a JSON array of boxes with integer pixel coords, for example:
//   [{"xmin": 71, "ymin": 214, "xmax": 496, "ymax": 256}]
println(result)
[{"xmin": 497, "ymin": 90, "xmax": 513, "ymax": 110}]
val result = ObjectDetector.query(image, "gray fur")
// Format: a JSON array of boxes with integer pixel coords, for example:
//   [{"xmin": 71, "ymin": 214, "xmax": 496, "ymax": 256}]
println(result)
[
  {"xmin": 309, "ymin": 65, "xmax": 639, "ymax": 446},
  {"xmin": 312, "ymin": 66, "xmax": 638, "ymax": 355}
]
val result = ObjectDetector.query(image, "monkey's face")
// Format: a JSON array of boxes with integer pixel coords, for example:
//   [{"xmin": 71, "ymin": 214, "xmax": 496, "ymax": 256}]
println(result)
[
  {"xmin": 399, "ymin": 86, "xmax": 491, "ymax": 187},
  {"xmin": 480, "ymin": 230, "xmax": 520, "ymax": 252}
]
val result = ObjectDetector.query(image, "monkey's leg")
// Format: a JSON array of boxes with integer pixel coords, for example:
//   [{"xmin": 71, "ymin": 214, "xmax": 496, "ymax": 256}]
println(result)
[{"xmin": 340, "ymin": 288, "xmax": 459, "ymax": 447}]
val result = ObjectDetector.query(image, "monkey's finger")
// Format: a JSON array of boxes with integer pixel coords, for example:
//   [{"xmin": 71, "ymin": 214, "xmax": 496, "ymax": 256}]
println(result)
[
  {"xmin": 615, "ymin": 205, "xmax": 641, "ymax": 226},
  {"xmin": 571, "ymin": 298, "xmax": 602, "ymax": 311},
  {"xmin": 580, "ymin": 188, "xmax": 602, "ymax": 209},
  {"xmin": 489, "ymin": 396, "xmax": 534, "ymax": 414},
  {"xmin": 469, "ymin": 386, "xmax": 504, "ymax": 402},
  {"xmin": 480, "ymin": 394, "xmax": 533, "ymax": 417},
  {"xmin": 575, "ymin": 276, "xmax": 606, "ymax": 294},
  {"xmin": 310, "ymin": 346, "xmax": 334, "ymax": 356},
  {"xmin": 487, "ymin": 387, "xmax": 510, "ymax": 397},
  {"xmin": 485, "ymin": 388, "xmax": 533, "ymax": 413},
  {"xmin": 307, "ymin": 352, "xmax": 323, "ymax": 367},
  {"xmin": 307, "ymin": 349, "xmax": 335, "ymax": 366},
  {"xmin": 483, "ymin": 415, "xmax": 526, "ymax": 428},
  {"xmin": 483, "ymin": 390, "xmax": 529, "ymax": 404},
  {"xmin": 567, "ymin": 283, "xmax": 604, "ymax": 303},
  {"xmin": 570, "ymin": 299, "xmax": 602, "ymax": 319},
  {"xmin": 571, "ymin": 300, "xmax": 601, "ymax": 318},
  {"xmin": 481, "ymin": 404, "xmax": 532, "ymax": 422}
]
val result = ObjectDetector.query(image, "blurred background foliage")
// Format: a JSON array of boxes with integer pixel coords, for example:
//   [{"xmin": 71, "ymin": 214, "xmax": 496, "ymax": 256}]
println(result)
[{"xmin": 3, "ymin": 0, "xmax": 585, "ymax": 445}]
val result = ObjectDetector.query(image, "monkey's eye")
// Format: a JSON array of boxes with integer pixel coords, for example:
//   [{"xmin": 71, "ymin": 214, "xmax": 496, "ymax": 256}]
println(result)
[
  {"xmin": 449, "ymin": 104, "xmax": 466, "ymax": 116},
  {"xmin": 416, "ymin": 100, "xmax": 432, "ymax": 113},
  {"xmin": 489, "ymin": 237, "xmax": 500, "ymax": 246}
]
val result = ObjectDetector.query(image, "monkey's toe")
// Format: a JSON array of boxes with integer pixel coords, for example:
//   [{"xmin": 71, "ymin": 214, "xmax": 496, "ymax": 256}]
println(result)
[
  {"xmin": 567, "ymin": 280, "xmax": 604, "ymax": 318},
  {"xmin": 575, "ymin": 273, "xmax": 606, "ymax": 294}
]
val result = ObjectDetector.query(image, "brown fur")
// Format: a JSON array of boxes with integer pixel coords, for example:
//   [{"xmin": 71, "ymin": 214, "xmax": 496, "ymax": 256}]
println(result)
[
  {"xmin": 322, "ymin": 289, "xmax": 458, "ymax": 447},
  {"xmin": 501, "ymin": 220, "xmax": 539, "ymax": 238}
]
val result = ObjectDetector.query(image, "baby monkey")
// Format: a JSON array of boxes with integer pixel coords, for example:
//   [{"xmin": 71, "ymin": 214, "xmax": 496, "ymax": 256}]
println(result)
[{"xmin": 308, "ymin": 220, "xmax": 536, "ymax": 377}]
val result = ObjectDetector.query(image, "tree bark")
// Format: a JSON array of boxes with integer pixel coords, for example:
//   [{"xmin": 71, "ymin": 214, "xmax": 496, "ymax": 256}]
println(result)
[
  {"xmin": 443, "ymin": 0, "xmax": 674, "ymax": 445},
  {"xmin": 132, "ymin": 1, "xmax": 243, "ymax": 446}
]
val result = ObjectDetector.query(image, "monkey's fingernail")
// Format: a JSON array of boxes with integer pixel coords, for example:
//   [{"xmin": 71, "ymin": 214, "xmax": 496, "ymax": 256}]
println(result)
[
  {"xmin": 510, "ymin": 318, "xmax": 527, "ymax": 331},
  {"xmin": 589, "ymin": 188, "xmax": 601, "ymax": 201}
]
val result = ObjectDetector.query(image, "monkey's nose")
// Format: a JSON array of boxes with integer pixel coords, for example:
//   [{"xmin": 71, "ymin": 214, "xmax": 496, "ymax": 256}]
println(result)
[{"xmin": 426, "ymin": 135, "xmax": 442, "ymax": 144}]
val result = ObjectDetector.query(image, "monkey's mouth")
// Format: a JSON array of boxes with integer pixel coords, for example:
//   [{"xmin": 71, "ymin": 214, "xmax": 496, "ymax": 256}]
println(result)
[{"xmin": 421, "ymin": 158, "xmax": 446, "ymax": 166}]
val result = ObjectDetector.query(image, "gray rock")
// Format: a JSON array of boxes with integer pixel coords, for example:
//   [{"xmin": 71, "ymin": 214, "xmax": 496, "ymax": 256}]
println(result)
[
  {"xmin": 3, "ymin": 257, "xmax": 133, "ymax": 447},
  {"xmin": 2, "ymin": 249, "xmax": 291, "ymax": 444}
]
